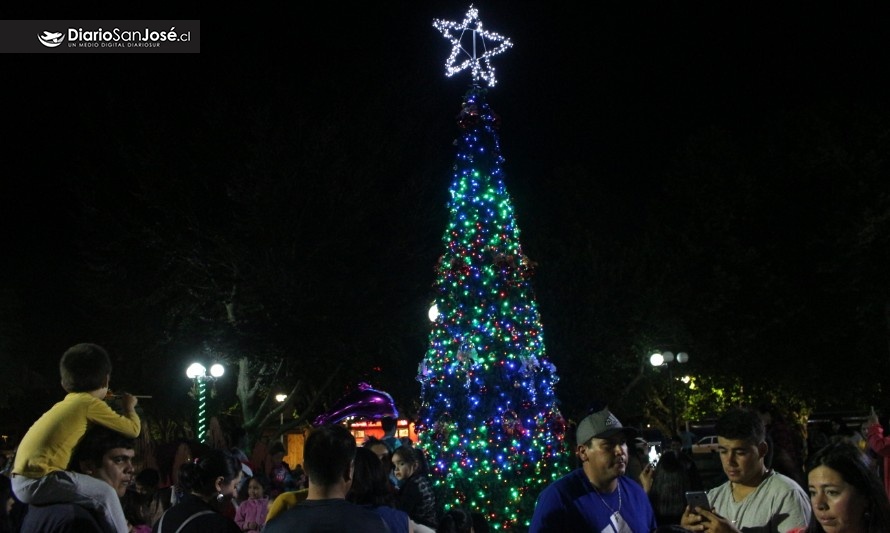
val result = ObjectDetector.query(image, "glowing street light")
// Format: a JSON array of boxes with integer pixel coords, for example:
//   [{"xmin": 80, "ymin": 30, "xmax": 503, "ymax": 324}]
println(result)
[
  {"xmin": 276, "ymin": 393, "xmax": 287, "ymax": 425},
  {"xmin": 428, "ymin": 302, "xmax": 440, "ymax": 322},
  {"xmin": 186, "ymin": 362, "xmax": 225, "ymax": 443},
  {"xmin": 649, "ymin": 351, "xmax": 689, "ymax": 435}
]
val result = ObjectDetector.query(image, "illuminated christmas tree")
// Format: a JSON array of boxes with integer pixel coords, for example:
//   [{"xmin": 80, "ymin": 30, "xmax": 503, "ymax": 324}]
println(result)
[{"xmin": 416, "ymin": 7, "xmax": 569, "ymax": 530}]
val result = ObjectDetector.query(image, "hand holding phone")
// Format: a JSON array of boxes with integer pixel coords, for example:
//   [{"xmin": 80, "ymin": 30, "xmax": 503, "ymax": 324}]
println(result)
[{"xmin": 685, "ymin": 490, "xmax": 711, "ymax": 513}]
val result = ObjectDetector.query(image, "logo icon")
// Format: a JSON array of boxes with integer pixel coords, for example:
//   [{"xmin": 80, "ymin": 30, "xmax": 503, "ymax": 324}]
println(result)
[{"xmin": 38, "ymin": 31, "xmax": 64, "ymax": 47}]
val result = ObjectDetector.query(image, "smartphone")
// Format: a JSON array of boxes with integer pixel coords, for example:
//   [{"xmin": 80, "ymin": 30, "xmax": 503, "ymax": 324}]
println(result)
[
  {"xmin": 648, "ymin": 445, "xmax": 660, "ymax": 467},
  {"xmin": 685, "ymin": 490, "xmax": 711, "ymax": 512}
]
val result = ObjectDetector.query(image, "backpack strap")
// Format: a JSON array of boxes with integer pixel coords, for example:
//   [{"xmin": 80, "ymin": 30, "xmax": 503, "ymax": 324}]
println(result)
[
  {"xmin": 157, "ymin": 509, "xmax": 216, "ymax": 533},
  {"xmin": 175, "ymin": 510, "xmax": 216, "ymax": 533}
]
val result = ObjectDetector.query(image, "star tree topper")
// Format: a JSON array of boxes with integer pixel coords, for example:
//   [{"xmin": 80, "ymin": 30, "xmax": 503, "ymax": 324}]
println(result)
[{"xmin": 433, "ymin": 4, "xmax": 513, "ymax": 87}]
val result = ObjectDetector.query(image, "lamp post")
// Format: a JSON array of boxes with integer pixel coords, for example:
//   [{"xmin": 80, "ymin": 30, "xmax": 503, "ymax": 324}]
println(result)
[
  {"xmin": 186, "ymin": 362, "xmax": 224, "ymax": 443},
  {"xmin": 275, "ymin": 393, "xmax": 287, "ymax": 425},
  {"xmin": 649, "ymin": 351, "xmax": 689, "ymax": 435}
]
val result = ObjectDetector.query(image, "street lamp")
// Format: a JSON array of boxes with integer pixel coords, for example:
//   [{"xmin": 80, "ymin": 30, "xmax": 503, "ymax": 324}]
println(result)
[
  {"xmin": 275, "ymin": 393, "xmax": 287, "ymax": 425},
  {"xmin": 186, "ymin": 362, "xmax": 225, "ymax": 443},
  {"xmin": 428, "ymin": 302, "xmax": 440, "ymax": 322},
  {"xmin": 649, "ymin": 351, "xmax": 689, "ymax": 435}
]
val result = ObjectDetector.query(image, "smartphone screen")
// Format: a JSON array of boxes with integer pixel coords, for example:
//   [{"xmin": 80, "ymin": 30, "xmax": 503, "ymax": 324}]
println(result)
[
  {"xmin": 648, "ymin": 445, "xmax": 660, "ymax": 467},
  {"xmin": 685, "ymin": 490, "xmax": 710, "ymax": 511}
]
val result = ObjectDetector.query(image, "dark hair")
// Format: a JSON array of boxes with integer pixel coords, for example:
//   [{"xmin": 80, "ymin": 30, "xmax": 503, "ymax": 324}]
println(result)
[
  {"xmin": 438, "ymin": 507, "xmax": 473, "ymax": 533},
  {"xmin": 363, "ymin": 436, "xmax": 391, "ymax": 454},
  {"xmin": 178, "ymin": 449, "xmax": 242, "ymax": 497},
  {"xmin": 803, "ymin": 441, "xmax": 890, "ymax": 533},
  {"xmin": 392, "ymin": 445, "xmax": 429, "ymax": 476},
  {"xmin": 121, "ymin": 489, "xmax": 151, "ymax": 527},
  {"xmin": 347, "ymin": 447, "xmax": 393, "ymax": 507},
  {"xmin": 392, "ymin": 445, "xmax": 419, "ymax": 464},
  {"xmin": 715, "ymin": 407, "xmax": 765, "ymax": 445},
  {"xmin": 135, "ymin": 467, "xmax": 160, "ymax": 488},
  {"xmin": 304, "ymin": 425, "xmax": 356, "ymax": 487},
  {"xmin": 60, "ymin": 343, "xmax": 112, "ymax": 392},
  {"xmin": 647, "ymin": 451, "xmax": 693, "ymax": 525},
  {"xmin": 381, "ymin": 416, "xmax": 397, "ymax": 433},
  {"xmin": 69, "ymin": 426, "xmax": 136, "ymax": 471},
  {"xmin": 269, "ymin": 441, "xmax": 286, "ymax": 456}
]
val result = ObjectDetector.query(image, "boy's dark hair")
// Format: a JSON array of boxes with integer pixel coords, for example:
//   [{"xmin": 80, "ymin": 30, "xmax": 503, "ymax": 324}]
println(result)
[
  {"xmin": 304, "ymin": 425, "xmax": 356, "ymax": 487},
  {"xmin": 381, "ymin": 416, "xmax": 396, "ymax": 433},
  {"xmin": 70, "ymin": 425, "xmax": 136, "ymax": 471},
  {"xmin": 60, "ymin": 343, "xmax": 112, "ymax": 392},
  {"xmin": 715, "ymin": 407, "xmax": 765, "ymax": 445}
]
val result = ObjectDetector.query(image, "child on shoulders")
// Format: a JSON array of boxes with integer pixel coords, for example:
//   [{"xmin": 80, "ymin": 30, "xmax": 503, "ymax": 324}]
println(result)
[{"xmin": 11, "ymin": 343, "xmax": 141, "ymax": 533}]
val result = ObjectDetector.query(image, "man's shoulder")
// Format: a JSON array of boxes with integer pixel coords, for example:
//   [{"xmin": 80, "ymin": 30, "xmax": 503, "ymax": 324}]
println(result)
[
  {"xmin": 266, "ymin": 498, "xmax": 387, "ymax": 532},
  {"xmin": 538, "ymin": 469, "xmax": 586, "ymax": 498},
  {"xmin": 618, "ymin": 474, "xmax": 650, "ymax": 496},
  {"xmin": 763, "ymin": 471, "xmax": 808, "ymax": 498},
  {"xmin": 708, "ymin": 480, "xmax": 731, "ymax": 496}
]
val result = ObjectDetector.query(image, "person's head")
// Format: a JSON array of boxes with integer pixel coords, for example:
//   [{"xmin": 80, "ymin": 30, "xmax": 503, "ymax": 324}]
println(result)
[
  {"xmin": 804, "ymin": 440, "xmax": 890, "ymax": 533},
  {"xmin": 347, "ymin": 446, "xmax": 391, "ymax": 506},
  {"xmin": 392, "ymin": 445, "xmax": 424, "ymax": 483},
  {"xmin": 756, "ymin": 402, "xmax": 775, "ymax": 426},
  {"xmin": 70, "ymin": 426, "xmax": 137, "ymax": 497},
  {"xmin": 245, "ymin": 477, "xmax": 266, "ymax": 500},
  {"xmin": 304, "ymin": 424, "xmax": 357, "ymax": 488},
  {"xmin": 715, "ymin": 407, "xmax": 767, "ymax": 486},
  {"xmin": 647, "ymin": 451, "xmax": 692, "ymax": 521},
  {"xmin": 381, "ymin": 416, "xmax": 397, "ymax": 435},
  {"xmin": 574, "ymin": 408, "xmax": 637, "ymax": 486},
  {"xmin": 59, "ymin": 343, "xmax": 112, "ymax": 393},
  {"xmin": 363, "ymin": 436, "xmax": 391, "ymax": 461},
  {"xmin": 269, "ymin": 441, "xmax": 286, "ymax": 462},
  {"xmin": 178, "ymin": 449, "xmax": 243, "ymax": 504},
  {"xmin": 438, "ymin": 506, "xmax": 474, "ymax": 533},
  {"xmin": 134, "ymin": 467, "xmax": 160, "ymax": 496},
  {"xmin": 670, "ymin": 435, "xmax": 683, "ymax": 454}
]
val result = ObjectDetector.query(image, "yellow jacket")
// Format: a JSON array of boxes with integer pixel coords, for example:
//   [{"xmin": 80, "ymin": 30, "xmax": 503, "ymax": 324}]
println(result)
[
  {"xmin": 13, "ymin": 392, "xmax": 141, "ymax": 478},
  {"xmin": 266, "ymin": 488, "xmax": 309, "ymax": 522}
]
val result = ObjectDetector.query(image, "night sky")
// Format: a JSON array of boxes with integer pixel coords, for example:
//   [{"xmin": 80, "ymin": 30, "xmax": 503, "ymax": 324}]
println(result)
[{"xmin": 3, "ymin": 3, "xmax": 890, "ymax": 435}]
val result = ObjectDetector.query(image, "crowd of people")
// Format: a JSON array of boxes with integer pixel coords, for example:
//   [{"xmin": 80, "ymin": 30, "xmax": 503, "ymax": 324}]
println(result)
[
  {"xmin": 5, "ymin": 342, "xmax": 890, "ymax": 532},
  {"xmin": 529, "ymin": 405, "xmax": 890, "ymax": 532}
]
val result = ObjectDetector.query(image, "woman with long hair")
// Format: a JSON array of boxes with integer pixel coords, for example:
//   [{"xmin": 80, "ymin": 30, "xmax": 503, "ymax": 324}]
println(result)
[
  {"xmin": 646, "ymin": 451, "xmax": 695, "ymax": 526},
  {"xmin": 789, "ymin": 440, "xmax": 890, "ymax": 533}
]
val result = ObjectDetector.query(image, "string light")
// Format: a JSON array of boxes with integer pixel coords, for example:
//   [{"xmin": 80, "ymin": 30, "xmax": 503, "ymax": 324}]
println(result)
[
  {"xmin": 417, "ymin": 83, "xmax": 569, "ymax": 529},
  {"xmin": 433, "ymin": 5, "xmax": 513, "ymax": 87}
]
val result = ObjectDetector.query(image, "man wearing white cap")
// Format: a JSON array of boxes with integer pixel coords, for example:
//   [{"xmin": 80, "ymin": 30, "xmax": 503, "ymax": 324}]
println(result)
[{"xmin": 530, "ymin": 407, "xmax": 657, "ymax": 532}]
